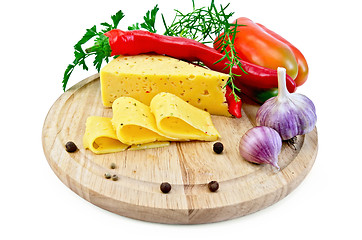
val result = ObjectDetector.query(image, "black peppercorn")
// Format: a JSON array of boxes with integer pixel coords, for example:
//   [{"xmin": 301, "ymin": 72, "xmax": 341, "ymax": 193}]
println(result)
[
  {"xmin": 111, "ymin": 174, "xmax": 119, "ymax": 181},
  {"xmin": 110, "ymin": 163, "xmax": 116, "ymax": 169},
  {"xmin": 160, "ymin": 182, "xmax": 171, "ymax": 193},
  {"xmin": 208, "ymin": 181, "xmax": 219, "ymax": 192},
  {"xmin": 65, "ymin": 141, "xmax": 78, "ymax": 152},
  {"xmin": 213, "ymin": 142, "xmax": 223, "ymax": 154},
  {"xmin": 104, "ymin": 173, "xmax": 111, "ymax": 179}
]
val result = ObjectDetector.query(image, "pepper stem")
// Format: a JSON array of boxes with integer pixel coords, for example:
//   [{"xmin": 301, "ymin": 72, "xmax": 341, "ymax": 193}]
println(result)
[
  {"xmin": 277, "ymin": 67, "xmax": 290, "ymax": 101},
  {"xmin": 85, "ymin": 45, "xmax": 98, "ymax": 54}
]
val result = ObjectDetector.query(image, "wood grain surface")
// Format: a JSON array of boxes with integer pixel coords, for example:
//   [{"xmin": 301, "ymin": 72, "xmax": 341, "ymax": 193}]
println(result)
[{"xmin": 42, "ymin": 74, "xmax": 318, "ymax": 224}]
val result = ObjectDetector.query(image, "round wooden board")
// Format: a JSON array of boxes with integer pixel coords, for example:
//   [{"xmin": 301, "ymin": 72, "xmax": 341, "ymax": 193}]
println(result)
[{"xmin": 42, "ymin": 74, "xmax": 318, "ymax": 224}]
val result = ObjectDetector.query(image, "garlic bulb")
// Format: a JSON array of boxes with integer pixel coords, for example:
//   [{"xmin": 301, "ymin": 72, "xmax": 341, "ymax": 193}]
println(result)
[
  {"xmin": 239, "ymin": 126, "xmax": 282, "ymax": 169},
  {"xmin": 256, "ymin": 67, "xmax": 317, "ymax": 140}
]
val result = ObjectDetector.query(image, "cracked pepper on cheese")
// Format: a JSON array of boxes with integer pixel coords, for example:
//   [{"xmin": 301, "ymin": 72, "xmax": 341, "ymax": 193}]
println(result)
[{"xmin": 100, "ymin": 54, "xmax": 231, "ymax": 117}]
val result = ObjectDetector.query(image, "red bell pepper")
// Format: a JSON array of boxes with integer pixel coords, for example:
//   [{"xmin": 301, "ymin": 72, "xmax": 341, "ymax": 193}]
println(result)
[
  {"xmin": 256, "ymin": 23, "xmax": 309, "ymax": 86},
  {"xmin": 214, "ymin": 17, "xmax": 308, "ymax": 87}
]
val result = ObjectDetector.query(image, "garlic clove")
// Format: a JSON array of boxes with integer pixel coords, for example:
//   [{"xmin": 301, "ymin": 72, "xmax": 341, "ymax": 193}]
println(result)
[
  {"xmin": 256, "ymin": 67, "xmax": 317, "ymax": 140},
  {"xmin": 239, "ymin": 126, "xmax": 282, "ymax": 170}
]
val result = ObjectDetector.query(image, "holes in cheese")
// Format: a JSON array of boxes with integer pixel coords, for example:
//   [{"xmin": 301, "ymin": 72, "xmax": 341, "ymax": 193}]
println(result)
[
  {"xmin": 150, "ymin": 92, "xmax": 220, "ymax": 141},
  {"xmin": 100, "ymin": 54, "xmax": 231, "ymax": 117},
  {"xmin": 111, "ymin": 97, "xmax": 176, "ymax": 145},
  {"xmin": 83, "ymin": 116, "xmax": 129, "ymax": 154}
]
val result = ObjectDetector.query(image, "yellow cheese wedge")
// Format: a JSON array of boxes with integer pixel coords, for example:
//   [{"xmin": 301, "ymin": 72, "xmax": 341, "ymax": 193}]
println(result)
[
  {"xmin": 111, "ymin": 97, "xmax": 176, "ymax": 145},
  {"xmin": 150, "ymin": 92, "xmax": 220, "ymax": 141},
  {"xmin": 83, "ymin": 116, "xmax": 129, "ymax": 154},
  {"xmin": 100, "ymin": 54, "xmax": 231, "ymax": 116}
]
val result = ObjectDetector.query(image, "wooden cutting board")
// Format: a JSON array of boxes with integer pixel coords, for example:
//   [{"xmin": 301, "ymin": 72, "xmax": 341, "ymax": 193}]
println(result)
[{"xmin": 42, "ymin": 74, "xmax": 318, "ymax": 224}]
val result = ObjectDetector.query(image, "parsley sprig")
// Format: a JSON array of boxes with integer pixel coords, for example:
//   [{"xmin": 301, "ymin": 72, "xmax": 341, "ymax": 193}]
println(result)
[
  {"xmin": 128, "ymin": 5, "xmax": 159, "ymax": 33},
  {"xmin": 62, "ymin": 10, "xmax": 125, "ymax": 91},
  {"xmin": 63, "ymin": 0, "xmax": 246, "ymax": 100}
]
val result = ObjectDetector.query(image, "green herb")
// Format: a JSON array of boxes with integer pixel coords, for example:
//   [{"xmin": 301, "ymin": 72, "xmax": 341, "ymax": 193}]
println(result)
[
  {"xmin": 214, "ymin": 20, "xmax": 246, "ymax": 100},
  {"xmin": 63, "ymin": 0, "xmax": 245, "ymax": 100},
  {"xmin": 162, "ymin": 0, "xmax": 234, "ymax": 44},
  {"xmin": 128, "ymin": 5, "xmax": 159, "ymax": 33},
  {"xmin": 127, "ymin": 23, "xmax": 140, "ymax": 31},
  {"xmin": 62, "ymin": 10, "xmax": 125, "ymax": 91},
  {"xmin": 162, "ymin": 0, "xmax": 244, "ymax": 99}
]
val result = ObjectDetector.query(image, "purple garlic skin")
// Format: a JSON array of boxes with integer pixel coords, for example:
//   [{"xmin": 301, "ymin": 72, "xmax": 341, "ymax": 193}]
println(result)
[
  {"xmin": 256, "ymin": 93, "xmax": 317, "ymax": 140},
  {"xmin": 256, "ymin": 67, "xmax": 317, "ymax": 140},
  {"xmin": 239, "ymin": 126, "xmax": 282, "ymax": 169}
]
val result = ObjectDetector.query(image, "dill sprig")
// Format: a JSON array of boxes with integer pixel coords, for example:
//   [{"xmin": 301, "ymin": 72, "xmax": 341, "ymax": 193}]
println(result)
[
  {"xmin": 213, "ymin": 20, "xmax": 247, "ymax": 101},
  {"xmin": 162, "ymin": 0, "xmax": 234, "ymax": 44},
  {"xmin": 162, "ymin": 0, "xmax": 245, "ymax": 100}
]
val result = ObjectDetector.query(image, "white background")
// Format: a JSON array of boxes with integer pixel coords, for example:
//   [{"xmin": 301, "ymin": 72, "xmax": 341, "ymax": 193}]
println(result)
[{"xmin": 1, "ymin": 0, "xmax": 361, "ymax": 239}]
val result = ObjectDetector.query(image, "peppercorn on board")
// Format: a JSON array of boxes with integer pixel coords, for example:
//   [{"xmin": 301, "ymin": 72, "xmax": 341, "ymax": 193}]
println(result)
[{"xmin": 42, "ymin": 74, "xmax": 318, "ymax": 224}]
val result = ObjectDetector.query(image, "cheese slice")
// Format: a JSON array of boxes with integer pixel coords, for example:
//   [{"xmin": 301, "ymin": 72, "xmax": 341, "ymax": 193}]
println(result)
[
  {"xmin": 150, "ymin": 92, "xmax": 220, "ymax": 141},
  {"xmin": 83, "ymin": 116, "xmax": 170, "ymax": 154},
  {"xmin": 111, "ymin": 97, "xmax": 176, "ymax": 145},
  {"xmin": 83, "ymin": 116, "xmax": 129, "ymax": 154},
  {"xmin": 100, "ymin": 54, "xmax": 231, "ymax": 116},
  {"xmin": 128, "ymin": 141, "xmax": 170, "ymax": 151}
]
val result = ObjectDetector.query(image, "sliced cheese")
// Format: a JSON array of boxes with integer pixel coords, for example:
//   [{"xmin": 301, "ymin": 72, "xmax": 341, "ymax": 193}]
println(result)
[
  {"xmin": 100, "ymin": 54, "xmax": 231, "ymax": 116},
  {"xmin": 128, "ymin": 141, "xmax": 170, "ymax": 151},
  {"xmin": 150, "ymin": 92, "xmax": 220, "ymax": 141},
  {"xmin": 83, "ymin": 116, "xmax": 170, "ymax": 154},
  {"xmin": 83, "ymin": 116, "xmax": 129, "ymax": 154},
  {"xmin": 111, "ymin": 97, "xmax": 176, "ymax": 145}
]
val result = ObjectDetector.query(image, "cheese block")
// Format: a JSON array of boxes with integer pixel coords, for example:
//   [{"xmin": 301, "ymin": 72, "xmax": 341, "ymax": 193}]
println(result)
[
  {"xmin": 150, "ymin": 92, "xmax": 220, "ymax": 141},
  {"xmin": 83, "ymin": 116, "xmax": 129, "ymax": 154},
  {"xmin": 100, "ymin": 54, "xmax": 231, "ymax": 116},
  {"xmin": 111, "ymin": 97, "xmax": 176, "ymax": 145}
]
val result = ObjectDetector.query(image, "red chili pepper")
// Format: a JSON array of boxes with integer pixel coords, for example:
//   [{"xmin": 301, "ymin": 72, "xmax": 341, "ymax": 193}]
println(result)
[
  {"xmin": 102, "ymin": 29, "xmax": 296, "ymax": 92},
  {"xmin": 225, "ymin": 85, "xmax": 242, "ymax": 118}
]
